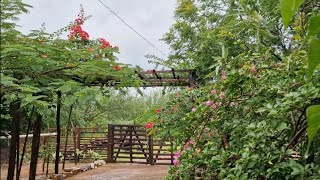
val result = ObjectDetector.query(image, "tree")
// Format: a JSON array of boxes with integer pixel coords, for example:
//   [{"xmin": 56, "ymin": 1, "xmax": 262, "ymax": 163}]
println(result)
[{"xmin": 1, "ymin": 1, "xmax": 141, "ymax": 178}]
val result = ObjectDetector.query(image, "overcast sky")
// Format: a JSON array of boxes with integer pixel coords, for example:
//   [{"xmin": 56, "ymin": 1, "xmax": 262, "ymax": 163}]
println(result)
[{"xmin": 18, "ymin": 0, "xmax": 176, "ymax": 70}]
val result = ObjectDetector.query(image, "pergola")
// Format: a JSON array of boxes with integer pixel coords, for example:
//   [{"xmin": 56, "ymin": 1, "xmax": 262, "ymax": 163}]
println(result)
[{"xmin": 135, "ymin": 69, "xmax": 196, "ymax": 87}]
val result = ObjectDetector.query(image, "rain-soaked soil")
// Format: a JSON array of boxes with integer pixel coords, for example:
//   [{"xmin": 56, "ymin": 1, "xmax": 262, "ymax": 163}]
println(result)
[{"xmin": 68, "ymin": 163, "xmax": 169, "ymax": 180}]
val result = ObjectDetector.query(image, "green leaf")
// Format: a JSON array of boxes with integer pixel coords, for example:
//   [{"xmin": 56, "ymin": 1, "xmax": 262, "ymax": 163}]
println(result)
[
  {"xmin": 277, "ymin": 122, "xmax": 288, "ymax": 131},
  {"xmin": 308, "ymin": 16, "xmax": 320, "ymax": 37},
  {"xmin": 306, "ymin": 105, "xmax": 320, "ymax": 148},
  {"xmin": 280, "ymin": 0, "xmax": 305, "ymax": 28},
  {"xmin": 308, "ymin": 39, "xmax": 320, "ymax": 78}
]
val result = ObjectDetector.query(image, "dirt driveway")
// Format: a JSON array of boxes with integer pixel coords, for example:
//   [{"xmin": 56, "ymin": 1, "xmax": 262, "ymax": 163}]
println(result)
[{"xmin": 68, "ymin": 163, "xmax": 169, "ymax": 180}]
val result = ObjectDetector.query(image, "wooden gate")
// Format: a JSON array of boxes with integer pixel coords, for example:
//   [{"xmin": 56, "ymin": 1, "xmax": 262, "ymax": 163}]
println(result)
[
  {"xmin": 48, "ymin": 125, "xmax": 173, "ymax": 165},
  {"xmin": 107, "ymin": 124, "xmax": 174, "ymax": 165}
]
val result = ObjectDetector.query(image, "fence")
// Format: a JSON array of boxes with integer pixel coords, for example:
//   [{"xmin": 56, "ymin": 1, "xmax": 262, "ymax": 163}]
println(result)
[{"xmin": 46, "ymin": 125, "xmax": 174, "ymax": 165}]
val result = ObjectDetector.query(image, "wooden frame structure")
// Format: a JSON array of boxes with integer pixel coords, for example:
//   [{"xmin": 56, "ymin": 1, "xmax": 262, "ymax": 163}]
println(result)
[
  {"xmin": 135, "ymin": 69, "xmax": 196, "ymax": 87},
  {"xmin": 47, "ymin": 125, "xmax": 174, "ymax": 165}
]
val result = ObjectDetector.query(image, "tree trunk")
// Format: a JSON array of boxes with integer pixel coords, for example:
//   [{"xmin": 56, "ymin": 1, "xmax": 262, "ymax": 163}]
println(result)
[
  {"xmin": 29, "ymin": 113, "xmax": 42, "ymax": 180},
  {"xmin": 55, "ymin": 91, "xmax": 62, "ymax": 174},
  {"xmin": 17, "ymin": 107, "xmax": 34, "ymax": 179},
  {"xmin": 7, "ymin": 101, "xmax": 20, "ymax": 180}
]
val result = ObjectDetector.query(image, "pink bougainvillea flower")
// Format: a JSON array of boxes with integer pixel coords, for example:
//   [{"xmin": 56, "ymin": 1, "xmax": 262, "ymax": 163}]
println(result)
[
  {"xmin": 205, "ymin": 100, "xmax": 213, "ymax": 106},
  {"xmin": 183, "ymin": 139, "xmax": 194, "ymax": 150},
  {"xmin": 210, "ymin": 104, "xmax": 217, "ymax": 109},
  {"xmin": 220, "ymin": 91, "xmax": 226, "ymax": 99},
  {"xmin": 174, "ymin": 151, "xmax": 181, "ymax": 158},
  {"xmin": 211, "ymin": 89, "xmax": 217, "ymax": 95},
  {"xmin": 173, "ymin": 159, "xmax": 180, "ymax": 166},
  {"xmin": 155, "ymin": 109, "xmax": 161, "ymax": 114},
  {"xmin": 145, "ymin": 122, "xmax": 153, "ymax": 129},
  {"xmin": 191, "ymin": 108, "xmax": 197, "ymax": 112}
]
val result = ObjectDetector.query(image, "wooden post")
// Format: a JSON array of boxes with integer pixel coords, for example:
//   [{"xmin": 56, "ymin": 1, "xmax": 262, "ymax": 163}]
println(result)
[
  {"xmin": 76, "ymin": 128, "xmax": 81, "ymax": 164},
  {"xmin": 148, "ymin": 135, "xmax": 154, "ymax": 165},
  {"xmin": 42, "ymin": 137, "xmax": 48, "ymax": 173},
  {"xmin": 54, "ymin": 91, "xmax": 62, "ymax": 174},
  {"xmin": 107, "ymin": 125, "xmax": 114, "ymax": 163},
  {"xmin": 189, "ymin": 70, "xmax": 196, "ymax": 87},
  {"xmin": 170, "ymin": 137, "xmax": 174, "ymax": 165},
  {"xmin": 129, "ymin": 126, "xmax": 133, "ymax": 163}
]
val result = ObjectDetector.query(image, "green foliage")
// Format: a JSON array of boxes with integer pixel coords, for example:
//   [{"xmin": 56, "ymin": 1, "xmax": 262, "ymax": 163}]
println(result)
[
  {"xmin": 152, "ymin": 0, "xmax": 320, "ymax": 179},
  {"xmin": 0, "ymin": 1, "xmax": 147, "ymax": 136},
  {"xmin": 308, "ymin": 39, "xmax": 320, "ymax": 78},
  {"xmin": 306, "ymin": 105, "xmax": 320, "ymax": 148},
  {"xmin": 308, "ymin": 16, "xmax": 320, "ymax": 37},
  {"xmin": 280, "ymin": 0, "xmax": 305, "ymax": 28}
]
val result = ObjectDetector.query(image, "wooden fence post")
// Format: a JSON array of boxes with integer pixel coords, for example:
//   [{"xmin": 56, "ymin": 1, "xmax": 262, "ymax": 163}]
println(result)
[
  {"xmin": 170, "ymin": 137, "xmax": 174, "ymax": 165},
  {"xmin": 76, "ymin": 128, "xmax": 81, "ymax": 164},
  {"xmin": 148, "ymin": 135, "xmax": 154, "ymax": 165},
  {"xmin": 107, "ymin": 125, "xmax": 114, "ymax": 163}
]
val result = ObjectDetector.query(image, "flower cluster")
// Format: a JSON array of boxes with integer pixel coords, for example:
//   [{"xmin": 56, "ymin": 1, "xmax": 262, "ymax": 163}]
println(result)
[
  {"xmin": 68, "ymin": 18, "xmax": 89, "ymax": 41},
  {"xmin": 173, "ymin": 151, "xmax": 181, "ymax": 166},
  {"xmin": 100, "ymin": 38, "xmax": 111, "ymax": 49},
  {"xmin": 145, "ymin": 122, "xmax": 153, "ymax": 129},
  {"xmin": 113, "ymin": 65, "xmax": 121, "ymax": 71},
  {"xmin": 183, "ymin": 140, "xmax": 194, "ymax": 150}
]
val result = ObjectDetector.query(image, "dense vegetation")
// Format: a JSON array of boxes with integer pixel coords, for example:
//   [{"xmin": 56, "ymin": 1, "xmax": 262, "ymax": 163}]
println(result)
[
  {"xmin": 0, "ymin": 1, "xmax": 165, "ymax": 179},
  {"xmin": 1, "ymin": 0, "xmax": 320, "ymax": 180},
  {"xmin": 149, "ymin": 0, "xmax": 320, "ymax": 179}
]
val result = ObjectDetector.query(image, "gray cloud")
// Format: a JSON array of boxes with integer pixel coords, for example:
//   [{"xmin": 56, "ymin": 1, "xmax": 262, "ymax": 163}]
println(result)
[{"xmin": 18, "ymin": 0, "xmax": 176, "ymax": 69}]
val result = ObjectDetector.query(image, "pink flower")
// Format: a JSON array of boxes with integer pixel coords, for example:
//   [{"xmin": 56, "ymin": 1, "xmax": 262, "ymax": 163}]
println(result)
[
  {"xmin": 220, "ymin": 91, "xmax": 226, "ymax": 99},
  {"xmin": 191, "ymin": 108, "xmax": 197, "ymax": 112},
  {"xmin": 210, "ymin": 104, "xmax": 217, "ymax": 109},
  {"xmin": 173, "ymin": 159, "xmax": 180, "ymax": 166},
  {"xmin": 183, "ymin": 139, "xmax": 194, "ymax": 150},
  {"xmin": 205, "ymin": 100, "xmax": 213, "ymax": 106},
  {"xmin": 175, "ymin": 93, "xmax": 179, "ymax": 97},
  {"xmin": 174, "ymin": 151, "xmax": 181, "ymax": 158},
  {"xmin": 211, "ymin": 89, "xmax": 217, "ymax": 95},
  {"xmin": 155, "ymin": 109, "xmax": 161, "ymax": 114}
]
